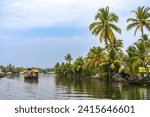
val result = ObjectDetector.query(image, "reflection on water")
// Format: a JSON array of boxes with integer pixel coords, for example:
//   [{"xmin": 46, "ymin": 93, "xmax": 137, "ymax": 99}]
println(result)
[
  {"xmin": 0, "ymin": 73, "xmax": 150, "ymax": 100},
  {"xmin": 55, "ymin": 77, "xmax": 150, "ymax": 100},
  {"xmin": 24, "ymin": 79, "xmax": 38, "ymax": 84}
]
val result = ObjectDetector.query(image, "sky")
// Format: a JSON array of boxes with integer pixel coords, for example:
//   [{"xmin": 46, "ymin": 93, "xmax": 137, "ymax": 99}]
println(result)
[{"xmin": 0, "ymin": 0, "xmax": 149, "ymax": 68}]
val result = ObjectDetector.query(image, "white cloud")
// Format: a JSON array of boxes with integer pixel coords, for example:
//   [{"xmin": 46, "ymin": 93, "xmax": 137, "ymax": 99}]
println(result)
[
  {"xmin": 0, "ymin": 34, "xmax": 100, "ymax": 67},
  {"xmin": 0, "ymin": 0, "xmax": 149, "ymax": 67},
  {"xmin": 0, "ymin": 0, "xmax": 144, "ymax": 29}
]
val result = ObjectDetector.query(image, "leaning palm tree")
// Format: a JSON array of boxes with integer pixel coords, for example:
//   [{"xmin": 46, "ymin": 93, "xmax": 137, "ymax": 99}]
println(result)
[
  {"xmin": 89, "ymin": 6, "xmax": 133, "ymax": 78},
  {"xmin": 127, "ymin": 6, "xmax": 150, "ymax": 38},
  {"xmin": 89, "ymin": 6, "xmax": 121, "ymax": 44},
  {"xmin": 65, "ymin": 53, "xmax": 73, "ymax": 64}
]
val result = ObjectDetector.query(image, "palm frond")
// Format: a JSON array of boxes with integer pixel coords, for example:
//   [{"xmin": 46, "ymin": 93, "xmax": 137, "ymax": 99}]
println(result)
[
  {"xmin": 134, "ymin": 26, "xmax": 139, "ymax": 36},
  {"xmin": 127, "ymin": 18, "xmax": 138, "ymax": 22},
  {"xmin": 109, "ymin": 23, "xmax": 121, "ymax": 34},
  {"xmin": 109, "ymin": 13, "xmax": 119, "ymax": 23},
  {"xmin": 89, "ymin": 22, "xmax": 100, "ymax": 30},
  {"xmin": 126, "ymin": 22, "xmax": 138, "ymax": 31}
]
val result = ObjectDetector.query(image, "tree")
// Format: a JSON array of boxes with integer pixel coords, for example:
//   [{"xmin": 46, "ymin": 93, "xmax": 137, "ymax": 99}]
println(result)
[
  {"xmin": 127, "ymin": 7, "xmax": 150, "ymax": 77},
  {"xmin": 65, "ymin": 54, "xmax": 73, "ymax": 64},
  {"xmin": 85, "ymin": 47, "xmax": 107, "ymax": 77},
  {"xmin": 100, "ymin": 50, "xmax": 121, "ymax": 80},
  {"xmin": 73, "ymin": 56, "xmax": 85, "ymax": 78},
  {"xmin": 89, "ymin": 6, "xmax": 121, "ymax": 44},
  {"xmin": 89, "ymin": 6, "xmax": 133, "ymax": 78},
  {"xmin": 126, "ymin": 37, "xmax": 150, "ymax": 78},
  {"xmin": 106, "ymin": 39, "xmax": 124, "ymax": 52},
  {"xmin": 127, "ymin": 6, "xmax": 150, "ymax": 38}
]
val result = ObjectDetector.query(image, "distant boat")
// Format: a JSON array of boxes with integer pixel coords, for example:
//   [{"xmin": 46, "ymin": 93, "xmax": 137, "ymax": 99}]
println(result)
[
  {"xmin": 24, "ymin": 68, "xmax": 39, "ymax": 79},
  {"xmin": 46, "ymin": 71, "xmax": 55, "ymax": 74},
  {"xmin": 0, "ymin": 71, "xmax": 4, "ymax": 78},
  {"xmin": 5, "ymin": 72, "xmax": 13, "ymax": 75}
]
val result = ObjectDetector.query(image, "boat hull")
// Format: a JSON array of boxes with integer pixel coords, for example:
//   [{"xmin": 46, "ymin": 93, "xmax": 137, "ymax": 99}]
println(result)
[
  {"xmin": 24, "ymin": 76, "xmax": 38, "ymax": 79},
  {"xmin": 128, "ymin": 80, "xmax": 150, "ymax": 86}
]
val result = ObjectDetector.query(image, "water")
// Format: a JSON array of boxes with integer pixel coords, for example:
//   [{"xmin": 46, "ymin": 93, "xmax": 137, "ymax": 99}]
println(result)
[{"xmin": 0, "ymin": 73, "xmax": 150, "ymax": 100}]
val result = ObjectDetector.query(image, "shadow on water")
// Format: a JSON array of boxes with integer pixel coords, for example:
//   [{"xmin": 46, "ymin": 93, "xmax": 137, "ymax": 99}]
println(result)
[
  {"xmin": 24, "ymin": 79, "xmax": 38, "ymax": 84},
  {"xmin": 55, "ymin": 77, "xmax": 150, "ymax": 100}
]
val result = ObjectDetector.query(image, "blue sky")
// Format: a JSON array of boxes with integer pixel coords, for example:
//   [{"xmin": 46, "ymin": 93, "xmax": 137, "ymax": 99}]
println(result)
[{"xmin": 0, "ymin": 0, "xmax": 149, "ymax": 68}]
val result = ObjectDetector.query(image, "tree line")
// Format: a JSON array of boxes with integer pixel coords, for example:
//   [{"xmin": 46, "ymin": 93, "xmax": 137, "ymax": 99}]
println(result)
[
  {"xmin": 0, "ymin": 64, "xmax": 54, "ymax": 74},
  {"xmin": 54, "ymin": 6, "xmax": 150, "ymax": 80}
]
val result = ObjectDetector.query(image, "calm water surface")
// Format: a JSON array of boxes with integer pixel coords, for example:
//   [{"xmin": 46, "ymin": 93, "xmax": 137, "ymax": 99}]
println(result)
[{"xmin": 0, "ymin": 73, "xmax": 150, "ymax": 100}]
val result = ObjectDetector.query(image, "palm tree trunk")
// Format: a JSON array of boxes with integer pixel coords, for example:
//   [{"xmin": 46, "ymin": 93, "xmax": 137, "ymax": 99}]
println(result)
[
  {"xmin": 109, "ymin": 69, "xmax": 111, "ymax": 82},
  {"xmin": 108, "ymin": 39, "xmax": 134, "ymax": 79},
  {"xmin": 141, "ymin": 28, "xmax": 149, "ymax": 79},
  {"xmin": 143, "ymin": 59, "xmax": 149, "ymax": 79},
  {"xmin": 141, "ymin": 27, "xmax": 144, "ymax": 39}
]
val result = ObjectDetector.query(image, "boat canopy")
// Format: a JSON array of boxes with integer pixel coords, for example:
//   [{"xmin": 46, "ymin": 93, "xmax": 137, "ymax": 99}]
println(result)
[
  {"xmin": 139, "ymin": 67, "xmax": 150, "ymax": 73},
  {"xmin": 119, "ymin": 66, "xmax": 150, "ymax": 73},
  {"xmin": 31, "ymin": 69, "xmax": 39, "ymax": 73},
  {"xmin": 23, "ymin": 68, "xmax": 39, "ymax": 73}
]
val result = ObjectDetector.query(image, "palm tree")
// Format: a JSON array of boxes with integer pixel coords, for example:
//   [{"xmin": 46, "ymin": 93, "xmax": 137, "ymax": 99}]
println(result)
[
  {"xmin": 89, "ymin": 6, "xmax": 121, "ymax": 44},
  {"xmin": 85, "ymin": 47, "xmax": 107, "ymax": 77},
  {"xmin": 127, "ymin": 6, "xmax": 150, "ymax": 75},
  {"xmin": 126, "ymin": 39, "xmax": 150, "ymax": 78},
  {"xmin": 73, "ymin": 56, "xmax": 85, "ymax": 78},
  {"xmin": 54, "ymin": 62, "xmax": 60, "ymax": 74},
  {"xmin": 65, "ymin": 54, "xmax": 73, "ymax": 64},
  {"xmin": 85, "ymin": 47, "xmax": 106, "ymax": 68},
  {"xmin": 100, "ymin": 50, "xmax": 121, "ymax": 81},
  {"xmin": 127, "ymin": 6, "xmax": 150, "ymax": 38},
  {"xmin": 106, "ymin": 39, "xmax": 124, "ymax": 52},
  {"xmin": 89, "ymin": 6, "xmax": 133, "ymax": 78}
]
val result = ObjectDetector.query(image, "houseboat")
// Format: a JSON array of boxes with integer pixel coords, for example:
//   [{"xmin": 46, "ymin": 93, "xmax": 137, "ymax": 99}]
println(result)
[{"xmin": 24, "ymin": 68, "xmax": 39, "ymax": 79}]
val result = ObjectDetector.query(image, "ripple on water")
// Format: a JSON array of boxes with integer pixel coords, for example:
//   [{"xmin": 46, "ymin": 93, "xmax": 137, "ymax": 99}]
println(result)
[{"xmin": 0, "ymin": 74, "xmax": 150, "ymax": 100}]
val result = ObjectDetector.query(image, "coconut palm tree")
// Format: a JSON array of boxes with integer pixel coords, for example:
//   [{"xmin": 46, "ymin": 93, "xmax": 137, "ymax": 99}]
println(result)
[
  {"xmin": 54, "ymin": 62, "xmax": 60, "ymax": 74},
  {"xmin": 84, "ymin": 47, "xmax": 107, "ymax": 77},
  {"xmin": 127, "ymin": 6, "xmax": 150, "ymax": 38},
  {"xmin": 85, "ymin": 47, "xmax": 106, "ymax": 68},
  {"xmin": 89, "ymin": 6, "xmax": 133, "ymax": 78},
  {"xmin": 89, "ymin": 6, "xmax": 121, "ymax": 44},
  {"xmin": 126, "ymin": 38, "xmax": 150, "ymax": 78},
  {"xmin": 73, "ymin": 56, "xmax": 85, "ymax": 78},
  {"xmin": 100, "ymin": 50, "xmax": 121, "ymax": 81},
  {"xmin": 105, "ymin": 39, "xmax": 124, "ymax": 53},
  {"xmin": 65, "ymin": 54, "xmax": 73, "ymax": 64},
  {"xmin": 127, "ymin": 7, "xmax": 150, "ymax": 74}
]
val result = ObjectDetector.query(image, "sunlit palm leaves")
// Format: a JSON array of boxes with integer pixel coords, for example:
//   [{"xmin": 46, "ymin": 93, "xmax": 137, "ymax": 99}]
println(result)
[
  {"xmin": 89, "ymin": 6, "xmax": 121, "ymax": 44},
  {"xmin": 127, "ymin": 6, "xmax": 150, "ymax": 37},
  {"xmin": 85, "ymin": 47, "xmax": 107, "ymax": 68}
]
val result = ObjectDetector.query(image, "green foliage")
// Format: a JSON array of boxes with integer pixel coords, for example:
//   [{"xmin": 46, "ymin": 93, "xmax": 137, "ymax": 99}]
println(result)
[
  {"xmin": 126, "ymin": 35, "xmax": 150, "ymax": 78},
  {"xmin": 0, "ymin": 64, "xmax": 53, "ymax": 74},
  {"xmin": 89, "ymin": 6, "xmax": 121, "ymax": 44},
  {"xmin": 54, "ymin": 6, "xmax": 150, "ymax": 80},
  {"xmin": 127, "ymin": 6, "xmax": 150, "ymax": 37},
  {"xmin": 65, "ymin": 53, "xmax": 73, "ymax": 64}
]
